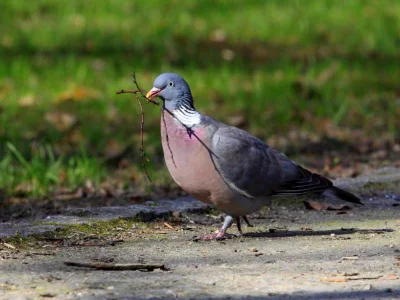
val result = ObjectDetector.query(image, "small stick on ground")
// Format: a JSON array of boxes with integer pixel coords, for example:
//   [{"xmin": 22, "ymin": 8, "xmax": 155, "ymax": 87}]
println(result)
[
  {"xmin": 64, "ymin": 261, "xmax": 168, "ymax": 271},
  {"xmin": 320, "ymin": 275, "xmax": 383, "ymax": 282},
  {"xmin": 347, "ymin": 275, "xmax": 383, "ymax": 281}
]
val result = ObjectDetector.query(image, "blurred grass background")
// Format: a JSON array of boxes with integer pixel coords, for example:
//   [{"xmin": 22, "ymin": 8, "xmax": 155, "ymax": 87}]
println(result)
[{"xmin": 0, "ymin": 0, "xmax": 399, "ymax": 204}]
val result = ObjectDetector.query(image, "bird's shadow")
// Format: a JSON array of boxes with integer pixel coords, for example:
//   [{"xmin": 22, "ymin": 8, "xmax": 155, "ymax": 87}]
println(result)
[{"xmin": 243, "ymin": 228, "xmax": 394, "ymax": 239}]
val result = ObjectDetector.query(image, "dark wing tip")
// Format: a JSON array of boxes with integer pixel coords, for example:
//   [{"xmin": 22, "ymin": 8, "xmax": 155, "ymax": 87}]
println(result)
[
  {"xmin": 273, "ymin": 168, "xmax": 333, "ymax": 196},
  {"xmin": 328, "ymin": 186, "xmax": 364, "ymax": 205}
]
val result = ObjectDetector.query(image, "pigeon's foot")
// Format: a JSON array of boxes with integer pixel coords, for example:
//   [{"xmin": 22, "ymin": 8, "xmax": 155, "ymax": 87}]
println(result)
[
  {"xmin": 199, "ymin": 229, "xmax": 226, "ymax": 240},
  {"xmin": 198, "ymin": 230, "xmax": 239, "ymax": 241},
  {"xmin": 196, "ymin": 215, "xmax": 237, "ymax": 241}
]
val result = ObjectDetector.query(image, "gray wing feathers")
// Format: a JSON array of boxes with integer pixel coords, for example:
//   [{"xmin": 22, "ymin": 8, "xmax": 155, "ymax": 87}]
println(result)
[
  {"xmin": 211, "ymin": 126, "xmax": 283, "ymax": 197},
  {"xmin": 211, "ymin": 125, "xmax": 332, "ymax": 198}
]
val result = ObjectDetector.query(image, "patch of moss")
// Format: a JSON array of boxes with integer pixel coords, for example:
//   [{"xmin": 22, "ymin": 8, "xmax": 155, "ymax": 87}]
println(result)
[
  {"xmin": 1, "ymin": 235, "xmax": 41, "ymax": 249},
  {"xmin": 47, "ymin": 218, "xmax": 146, "ymax": 239},
  {"xmin": 2, "ymin": 218, "xmax": 150, "ymax": 249}
]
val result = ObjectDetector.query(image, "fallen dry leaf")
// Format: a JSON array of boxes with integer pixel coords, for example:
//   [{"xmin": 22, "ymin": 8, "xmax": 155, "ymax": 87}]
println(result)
[
  {"xmin": 325, "ymin": 165, "xmax": 358, "ymax": 179},
  {"xmin": 342, "ymin": 256, "xmax": 359, "ymax": 260},
  {"xmin": 83, "ymin": 179, "xmax": 95, "ymax": 195},
  {"xmin": 320, "ymin": 277, "xmax": 347, "ymax": 283},
  {"xmin": 303, "ymin": 201, "xmax": 351, "ymax": 211},
  {"xmin": 248, "ymin": 248, "xmax": 259, "ymax": 253},
  {"xmin": 384, "ymin": 274, "xmax": 399, "ymax": 280},
  {"xmin": 105, "ymin": 139, "xmax": 129, "ymax": 160},
  {"xmin": 163, "ymin": 222, "xmax": 174, "ymax": 230},
  {"xmin": 45, "ymin": 111, "xmax": 77, "ymax": 132},
  {"xmin": 301, "ymin": 227, "xmax": 313, "ymax": 231},
  {"xmin": 56, "ymin": 87, "xmax": 100, "ymax": 103},
  {"xmin": 40, "ymin": 293, "xmax": 57, "ymax": 298},
  {"xmin": 3, "ymin": 242, "xmax": 16, "ymax": 249},
  {"xmin": 18, "ymin": 95, "xmax": 36, "ymax": 107},
  {"xmin": 14, "ymin": 181, "xmax": 34, "ymax": 196},
  {"xmin": 66, "ymin": 128, "xmax": 86, "ymax": 144},
  {"xmin": 209, "ymin": 29, "xmax": 227, "ymax": 42},
  {"xmin": 344, "ymin": 272, "xmax": 359, "ymax": 276},
  {"xmin": 53, "ymin": 188, "xmax": 83, "ymax": 201}
]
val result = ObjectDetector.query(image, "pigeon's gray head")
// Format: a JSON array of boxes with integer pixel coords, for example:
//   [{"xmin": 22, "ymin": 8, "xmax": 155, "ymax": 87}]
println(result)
[{"xmin": 146, "ymin": 73, "xmax": 194, "ymax": 110}]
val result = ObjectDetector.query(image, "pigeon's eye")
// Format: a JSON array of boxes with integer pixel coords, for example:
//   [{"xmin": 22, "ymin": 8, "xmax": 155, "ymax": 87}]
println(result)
[{"xmin": 168, "ymin": 81, "xmax": 174, "ymax": 87}]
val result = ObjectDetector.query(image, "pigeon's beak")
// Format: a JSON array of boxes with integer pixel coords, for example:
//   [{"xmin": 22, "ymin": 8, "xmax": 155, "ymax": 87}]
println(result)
[{"xmin": 146, "ymin": 87, "xmax": 162, "ymax": 100}]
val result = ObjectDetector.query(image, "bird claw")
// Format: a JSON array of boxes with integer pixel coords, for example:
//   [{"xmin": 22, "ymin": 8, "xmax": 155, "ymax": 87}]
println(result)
[
  {"xmin": 196, "ymin": 230, "xmax": 240, "ymax": 241},
  {"xmin": 199, "ymin": 229, "xmax": 226, "ymax": 241},
  {"xmin": 193, "ymin": 215, "xmax": 250, "ymax": 241}
]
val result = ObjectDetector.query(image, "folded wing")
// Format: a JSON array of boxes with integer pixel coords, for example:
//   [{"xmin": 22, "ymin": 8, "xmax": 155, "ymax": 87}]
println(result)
[{"xmin": 211, "ymin": 124, "xmax": 332, "ymax": 198}]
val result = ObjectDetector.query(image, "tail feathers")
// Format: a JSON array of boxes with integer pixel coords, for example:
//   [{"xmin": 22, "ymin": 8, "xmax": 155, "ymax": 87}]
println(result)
[{"xmin": 322, "ymin": 186, "xmax": 363, "ymax": 205}]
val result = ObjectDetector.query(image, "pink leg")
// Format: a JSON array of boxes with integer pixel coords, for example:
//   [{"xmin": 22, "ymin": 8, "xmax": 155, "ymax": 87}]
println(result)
[
  {"xmin": 199, "ymin": 228, "xmax": 227, "ymax": 240},
  {"xmin": 200, "ymin": 215, "xmax": 234, "ymax": 240}
]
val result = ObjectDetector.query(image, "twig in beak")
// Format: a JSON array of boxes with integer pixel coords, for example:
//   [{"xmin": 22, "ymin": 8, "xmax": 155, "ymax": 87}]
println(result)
[
  {"xmin": 116, "ymin": 73, "xmax": 158, "ymax": 182},
  {"xmin": 135, "ymin": 93, "xmax": 152, "ymax": 182}
]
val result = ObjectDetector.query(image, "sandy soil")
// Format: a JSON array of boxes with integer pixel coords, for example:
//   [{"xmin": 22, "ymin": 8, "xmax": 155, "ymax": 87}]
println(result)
[
  {"xmin": 1, "ymin": 202, "xmax": 399, "ymax": 299},
  {"xmin": 1, "ymin": 168, "xmax": 400, "ymax": 299}
]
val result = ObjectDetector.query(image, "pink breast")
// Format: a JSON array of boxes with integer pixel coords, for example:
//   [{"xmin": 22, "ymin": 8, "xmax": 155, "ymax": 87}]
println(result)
[{"xmin": 177, "ymin": 126, "xmax": 205, "ymax": 143}]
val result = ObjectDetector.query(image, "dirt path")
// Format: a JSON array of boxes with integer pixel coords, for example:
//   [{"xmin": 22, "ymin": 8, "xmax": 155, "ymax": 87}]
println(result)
[{"xmin": 1, "ymin": 168, "xmax": 400, "ymax": 299}]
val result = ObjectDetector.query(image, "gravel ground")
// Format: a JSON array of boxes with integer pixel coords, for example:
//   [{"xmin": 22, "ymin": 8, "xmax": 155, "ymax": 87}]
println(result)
[{"xmin": 1, "ymin": 168, "xmax": 400, "ymax": 299}]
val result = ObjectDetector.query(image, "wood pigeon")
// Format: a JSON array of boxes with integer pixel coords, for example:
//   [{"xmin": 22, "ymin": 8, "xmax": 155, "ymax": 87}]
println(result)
[{"xmin": 146, "ymin": 73, "xmax": 362, "ymax": 240}]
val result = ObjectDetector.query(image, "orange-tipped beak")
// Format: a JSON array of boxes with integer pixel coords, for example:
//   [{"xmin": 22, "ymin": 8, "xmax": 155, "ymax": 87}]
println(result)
[{"xmin": 146, "ymin": 87, "xmax": 162, "ymax": 100}]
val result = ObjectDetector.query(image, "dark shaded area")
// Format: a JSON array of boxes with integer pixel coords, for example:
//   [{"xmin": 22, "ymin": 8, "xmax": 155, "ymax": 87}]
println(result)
[
  {"xmin": 2, "ymin": 36, "xmax": 400, "ymax": 67},
  {"xmin": 244, "ymin": 228, "xmax": 394, "ymax": 239},
  {"xmin": 0, "ymin": 186, "xmax": 186, "ymax": 222}
]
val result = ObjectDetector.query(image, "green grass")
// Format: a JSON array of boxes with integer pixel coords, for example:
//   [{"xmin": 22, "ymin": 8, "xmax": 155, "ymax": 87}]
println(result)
[
  {"xmin": 1, "ymin": 142, "xmax": 104, "ymax": 196},
  {"xmin": 0, "ymin": 0, "xmax": 399, "ymax": 198}
]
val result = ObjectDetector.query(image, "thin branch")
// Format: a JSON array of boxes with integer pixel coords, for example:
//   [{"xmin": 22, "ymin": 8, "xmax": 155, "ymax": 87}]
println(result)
[
  {"xmin": 135, "ymin": 94, "xmax": 152, "ymax": 182},
  {"xmin": 116, "ymin": 89, "xmax": 159, "ymax": 106},
  {"xmin": 132, "ymin": 73, "xmax": 145, "ymax": 95},
  {"xmin": 162, "ymin": 107, "xmax": 176, "ymax": 167},
  {"xmin": 116, "ymin": 76, "xmax": 158, "ymax": 182},
  {"xmin": 131, "ymin": 73, "xmax": 160, "ymax": 106},
  {"xmin": 116, "ymin": 89, "xmax": 142, "ymax": 94},
  {"xmin": 123, "ymin": 73, "xmax": 176, "ymax": 169}
]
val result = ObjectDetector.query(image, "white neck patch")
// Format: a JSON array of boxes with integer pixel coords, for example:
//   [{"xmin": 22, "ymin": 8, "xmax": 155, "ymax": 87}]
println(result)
[{"xmin": 172, "ymin": 106, "xmax": 201, "ymax": 127}]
